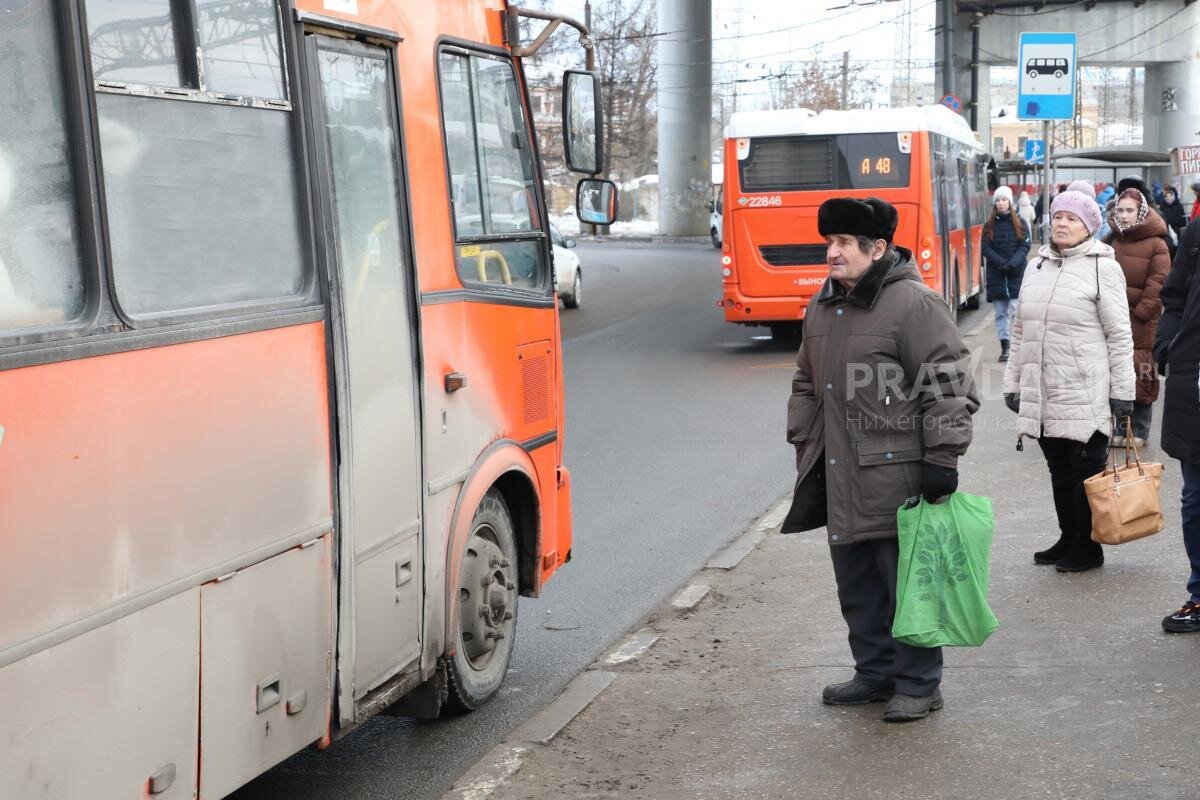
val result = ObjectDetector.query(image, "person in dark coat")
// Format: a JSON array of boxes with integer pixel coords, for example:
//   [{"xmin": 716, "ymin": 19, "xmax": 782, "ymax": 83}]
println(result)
[
  {"xmin": 1105, "ymin": 188, "xmax": 1170, "ymax": 447},
  {"xmin": 784, "ymin": 196, "xmax": 978, "ymax": 723},
  {"xmin": 980, "ymin": 186, "xmax": 1030, "ymax": 362},
  {"xmin": 1154, "ymin": 218, "xmax": 1200, "ymax": 632},
  {"xmin": 1160, "ymin": 185, "xmax": 1189, "ymax": 242}
]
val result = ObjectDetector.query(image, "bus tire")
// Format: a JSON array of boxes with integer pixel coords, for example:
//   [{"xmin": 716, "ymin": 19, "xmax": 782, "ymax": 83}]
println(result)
[{"xmin": 446, "ymin": 489, "xmax": 518, "ymax": 712}]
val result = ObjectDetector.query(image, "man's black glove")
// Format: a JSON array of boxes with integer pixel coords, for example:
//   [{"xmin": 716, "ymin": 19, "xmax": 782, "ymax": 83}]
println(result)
[
  {"xmin": 921, "ymin": 463, "xmax": 958, "ymax": 504},
  {"xmin": 1109, "ymin": 398, "xmax": 1134, "ymax": 421},
  {"xmin": 1004, "ymin": 393, "xmax": 1020, "ymax": 414}
]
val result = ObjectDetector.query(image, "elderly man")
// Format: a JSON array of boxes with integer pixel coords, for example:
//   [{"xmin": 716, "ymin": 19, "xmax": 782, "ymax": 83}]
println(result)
[{"xmin": 782, "ymin": 197, "xmax": 979, "ymax": 722}]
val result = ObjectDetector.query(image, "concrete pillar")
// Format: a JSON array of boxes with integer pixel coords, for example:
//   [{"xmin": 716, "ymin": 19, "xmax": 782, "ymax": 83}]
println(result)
[
  {"xmin": 656, "ymin": 0, "xmax": 711, "ymax": 236},
  {"xmin": 1144, "ymin": 53, "xmax": 1200, "ymax": 155}
]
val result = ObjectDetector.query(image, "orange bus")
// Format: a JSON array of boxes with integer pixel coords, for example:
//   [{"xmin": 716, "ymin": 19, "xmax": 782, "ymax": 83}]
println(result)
[
  {"xmin": 718, "ymin": 105, "xmax": 990, "ymax": 337},
  {"xmin": 0, "ymin": 1, "xmax": 614, "ymax": 797}
]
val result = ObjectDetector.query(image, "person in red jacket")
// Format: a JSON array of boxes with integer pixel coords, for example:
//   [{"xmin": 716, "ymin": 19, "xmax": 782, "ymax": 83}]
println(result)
[{"xmin": 1191, "ymin": 182, "xmax": 1200, "ymax": 222}]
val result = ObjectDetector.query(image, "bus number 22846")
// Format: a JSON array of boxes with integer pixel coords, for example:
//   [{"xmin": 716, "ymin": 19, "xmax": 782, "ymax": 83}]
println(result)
[{"xmin": 744, "ymin": 195, "xmax": 783, "ymax": 208}]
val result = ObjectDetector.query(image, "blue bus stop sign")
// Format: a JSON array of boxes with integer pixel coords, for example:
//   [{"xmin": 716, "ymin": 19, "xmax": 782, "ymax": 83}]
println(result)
[
  {"xmin": 1018, "ymin": 32, "xmax": 1076, "ymax": 120},
  {"xmin": 1024, "ymin": 139, "xmax": 1045, "ymax": 164}
]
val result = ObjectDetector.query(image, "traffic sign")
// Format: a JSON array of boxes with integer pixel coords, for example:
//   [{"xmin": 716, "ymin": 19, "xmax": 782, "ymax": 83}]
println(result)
[
  {"xmin": 939, "ymin": 93, "xmax": 961, "ymax": 113},
  {"xmin": 1017, "ymin": 32, "xmax": 1077, "ymax": 120},
  {"xmin": 1024, "ymin": 139, "xmax": 1045, "ymax": 164}
]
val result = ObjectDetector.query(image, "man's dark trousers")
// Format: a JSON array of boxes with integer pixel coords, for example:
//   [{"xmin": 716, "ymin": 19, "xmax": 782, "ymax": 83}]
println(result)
[{"xmin": 828, "ymin": 537, "xmax": 942, "ymax": 696}]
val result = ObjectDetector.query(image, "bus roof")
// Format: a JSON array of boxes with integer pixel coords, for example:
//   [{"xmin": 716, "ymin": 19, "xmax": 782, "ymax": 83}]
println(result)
[{"xmin": 725, "ymin": 105, "xmax": 981, "ymax": 151}]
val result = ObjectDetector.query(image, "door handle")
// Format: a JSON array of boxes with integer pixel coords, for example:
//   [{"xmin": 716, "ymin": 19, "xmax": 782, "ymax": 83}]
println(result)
[
  {"xmin": 396, "ymin": 559, "xmax": 413, "ymax": 588},
  {"xmin": 257, "ymin": 673, "xmax": 281, "ymax": 714},
  {"xmin": 444, "ymin": 371, "xmax": 467, "ymax": 393}
]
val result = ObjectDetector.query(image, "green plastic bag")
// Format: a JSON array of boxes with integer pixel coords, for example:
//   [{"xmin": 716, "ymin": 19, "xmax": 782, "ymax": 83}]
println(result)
[{"xmin": 892, "ymin": 492, "xmax": 999, "ymax": 648}]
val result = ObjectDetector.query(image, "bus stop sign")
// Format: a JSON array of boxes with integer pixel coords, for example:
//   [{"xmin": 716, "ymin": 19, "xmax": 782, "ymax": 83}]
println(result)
[{"xmin": 1018, "ymin": 32, "xmax": 1077, "ymax": 120}]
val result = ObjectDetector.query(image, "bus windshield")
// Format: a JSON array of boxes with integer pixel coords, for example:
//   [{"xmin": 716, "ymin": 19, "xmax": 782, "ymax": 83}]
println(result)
[{"xmin": 738, "ymin": 132, "xmax": 911, "ymax": 193}]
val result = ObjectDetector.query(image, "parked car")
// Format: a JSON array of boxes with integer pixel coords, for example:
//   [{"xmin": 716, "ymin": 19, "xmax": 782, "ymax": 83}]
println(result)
[
  {"xmin": 708, "ymin": 184, "xmax": 723, "ymax": 248},
  {"xmin": 550, "ymin": 221, "xmax": 582, "ymax": 309}
]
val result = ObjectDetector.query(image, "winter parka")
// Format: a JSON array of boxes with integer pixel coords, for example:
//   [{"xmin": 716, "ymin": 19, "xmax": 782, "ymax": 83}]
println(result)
[
  {"xmin": 1106, "ymin": 208, "xmax": 1170, "ymax": 403},
  {"xmin": 1159, "ymin": 191, "xmax": 1188, "ymax": 240},
  {"xmin": 1153, "ymin": 219, "xmax": 1200, "ymax": 463},
  {"xmin": 981, "ymin": 212, "xmax": 1031, "ymax": 301},
  {"xmin": 1002, "ymin": 237, "xmax": 1135, "ymax": 444},
  {"xmin": 783, "ymin": 247, "xmax": 979, "ymax": 542}
]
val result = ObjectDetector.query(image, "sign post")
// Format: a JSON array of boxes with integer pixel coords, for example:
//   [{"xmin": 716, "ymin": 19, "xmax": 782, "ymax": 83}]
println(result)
[{"xmin": 1018, "ymin": 32, "xmax": 1077, "ymax": 242}]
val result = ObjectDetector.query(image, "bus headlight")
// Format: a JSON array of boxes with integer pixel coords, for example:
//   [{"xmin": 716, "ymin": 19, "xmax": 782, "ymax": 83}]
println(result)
[{"xmin": 921, "ymin": 262, "xmax": 933, "ymax": 271}]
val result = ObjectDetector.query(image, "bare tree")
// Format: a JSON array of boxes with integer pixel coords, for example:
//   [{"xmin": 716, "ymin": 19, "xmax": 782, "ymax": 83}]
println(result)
[{"xmin": 767, "ymin": 56, "xmax": 879, "ymax": 112}]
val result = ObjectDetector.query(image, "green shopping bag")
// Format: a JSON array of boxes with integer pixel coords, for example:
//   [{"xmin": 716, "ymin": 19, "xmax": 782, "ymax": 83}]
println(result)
[{"xmin": 892, "ymin": 492, "xmax": 999, "ymax": 648}]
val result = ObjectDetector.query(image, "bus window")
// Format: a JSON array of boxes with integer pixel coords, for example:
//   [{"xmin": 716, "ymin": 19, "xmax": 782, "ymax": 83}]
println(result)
[
  {"xmin": 438, "ymin": 49, "xmax": 547, "ymax": 291},
  {"xmin": 85, "ymin": 0, "xmax": 184, "ymax": 87},
  {"xmin": 97, "ymin": 97, "xmax": 305, "ymax": 317},
  {"xmin": 0, "ymin": 2, "xmax": 87, "ymax": 331},
  {"xmin": 198, "ymin": 0, "xmax": 285, "ymax": 98},
  {"xmin": 738, "ymin": 133, "xmax": 910, "ymax": 193}
]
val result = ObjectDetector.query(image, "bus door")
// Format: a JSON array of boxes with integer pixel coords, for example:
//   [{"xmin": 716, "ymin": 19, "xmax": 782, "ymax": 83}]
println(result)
[
  {"xmin": 304, "ymin": 31, "xmax": 424, "ymax": 718},
  {"xmin": 931, "ymin": 149, "xmax": 954, "ymax": 316},
  {"xmin": 958, "ymin": 154, "xmax": 974, "ymax": 303}
]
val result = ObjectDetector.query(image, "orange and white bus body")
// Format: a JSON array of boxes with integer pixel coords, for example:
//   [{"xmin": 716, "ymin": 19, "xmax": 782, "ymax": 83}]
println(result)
[
  {"xmin": 0, "ymin": 1, "xmax": 596, "ymax": 797},
  {"xmin": 719, "ymin": 105, "xmax": 989, "ymax": 328}
]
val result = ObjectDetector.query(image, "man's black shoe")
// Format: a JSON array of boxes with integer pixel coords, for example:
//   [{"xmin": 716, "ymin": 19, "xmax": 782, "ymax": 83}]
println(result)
[
  {"xmin": 883, "ymin": 689, "xmax": 944, "ymax": 722},
  {"xmin": 822, "ymin": 676, "xmax": 893, "ymax": 705},
  {"xmin": 1162, "ymin": 601, "xmax": 1200, "ymax": 633}
]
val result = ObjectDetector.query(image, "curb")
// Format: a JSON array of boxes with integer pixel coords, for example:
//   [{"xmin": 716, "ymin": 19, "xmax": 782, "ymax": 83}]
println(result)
[{"xmin": 438, "ymin": 491, "xmax": 790, "ymax": 800}]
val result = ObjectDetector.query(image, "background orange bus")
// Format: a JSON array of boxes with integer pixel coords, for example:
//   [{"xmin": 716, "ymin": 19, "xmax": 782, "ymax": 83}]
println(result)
[
  {"xmin": 718, "ymin": 105, "xmax": 991, "ymax": 338},
  {"xmin": 0, "ymin": 1, "xmax": 613, "ymax": 797}
]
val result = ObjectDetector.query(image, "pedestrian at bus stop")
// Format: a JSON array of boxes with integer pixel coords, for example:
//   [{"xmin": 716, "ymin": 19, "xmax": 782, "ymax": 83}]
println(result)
[
  {"xmin": 783, "ymin": 196, "xmax": 979, "ymax": 723},
  {"xmin": 1191, "ymin": 182, "xmax": 1200, "ymax": 223},
  {"xmin": 1002, "ymin": 183, "xmax": 1135, "ymax": 572},
  {"xmin": 1160, "ymin": 185, "xmax": 1189, "ymax": 243},
  {"xmin": 1153, "ymin": 216, "xmax": 1200, "ymax": 632},
  {"xmin": 1017, "ymin": 190, "xmax": 1037, "ymax": 237},
  {"xmin": 1103, "ymin": 188, "xmax": 1169, "ymax": 448},
  {"xmin": 981, "ymin": 186, "xmax": 1030, "ymax": 363}
]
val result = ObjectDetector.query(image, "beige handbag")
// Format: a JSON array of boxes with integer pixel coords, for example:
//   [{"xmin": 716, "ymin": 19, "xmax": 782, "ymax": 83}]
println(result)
[{"xmin": 1085, "ymin": 421, "xmax": 1164, "ymax": 545}]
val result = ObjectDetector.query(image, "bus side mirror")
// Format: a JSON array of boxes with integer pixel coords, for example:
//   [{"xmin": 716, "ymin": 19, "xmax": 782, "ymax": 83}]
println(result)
[
  {"xmin": 563, "ymin": 70, "xmax": 603, "ymax": 174},
  {"xmin": 576, "ymin": 178, "xmax": 618, "ymax": 226}
]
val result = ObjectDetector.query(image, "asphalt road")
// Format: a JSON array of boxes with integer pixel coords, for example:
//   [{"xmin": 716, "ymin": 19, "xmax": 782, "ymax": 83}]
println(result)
[{"xmin": 232, "ymin": 240, "xmax": 986, "ymax": 800}]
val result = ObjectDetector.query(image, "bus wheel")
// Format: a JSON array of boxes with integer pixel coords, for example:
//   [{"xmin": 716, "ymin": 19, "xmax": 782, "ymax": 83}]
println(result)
[
  {"xmin": 447, "ymin": 489, "xmax": 518, "ymax": 712},
  {"xmin": 710, "ymin": 227, "xmax": 721, "ymax": 249}
]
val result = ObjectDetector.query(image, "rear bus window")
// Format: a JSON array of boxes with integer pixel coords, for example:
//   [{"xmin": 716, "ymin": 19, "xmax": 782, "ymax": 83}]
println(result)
[
  {"xmin": 0, "ymin": 1, "xmax": 88, "ymax": 332},
  {"xmin": 739, "ymin": 133, "xmax": 911, "ymax": 193}
]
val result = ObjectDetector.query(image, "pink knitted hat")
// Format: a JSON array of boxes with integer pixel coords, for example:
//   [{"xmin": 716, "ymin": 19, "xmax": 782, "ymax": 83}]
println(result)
[{"xmin": 1050, "ymin": 189, "xmax": 1103, "ymax": 235}]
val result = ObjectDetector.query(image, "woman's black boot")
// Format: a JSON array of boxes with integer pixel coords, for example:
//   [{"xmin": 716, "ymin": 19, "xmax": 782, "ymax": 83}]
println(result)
[{"xmin": 1033, "ymin": 536, "xmax": 1069, "ymax": 565}]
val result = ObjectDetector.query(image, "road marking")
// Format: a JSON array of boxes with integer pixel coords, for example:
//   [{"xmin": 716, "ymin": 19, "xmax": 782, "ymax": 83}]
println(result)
[
  {"xmin": 672, "ymin": 582, "xmax": 711, "ymax": 611},
  {"xmin": 514, "ymin": 670, "xmax": 617, "ymax": 745},
  {"xmin": 441, "ymin": 744, "xmax": 529, "ymax": 800},
  {"xmin": 602, "ymin": 630, "xmax": 660, "ymax": 665}
]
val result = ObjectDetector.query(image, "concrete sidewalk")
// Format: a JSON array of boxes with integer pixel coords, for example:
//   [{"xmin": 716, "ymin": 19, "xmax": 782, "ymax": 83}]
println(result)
[{"xmin": 446, "ymin": 322, "xmax": 1198, "ymax": 800}]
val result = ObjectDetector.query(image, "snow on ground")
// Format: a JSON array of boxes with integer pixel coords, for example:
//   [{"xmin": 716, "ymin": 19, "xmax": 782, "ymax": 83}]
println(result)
[{"xmin": 550, "ymin": 214, "xmax": 660, "ymax": 237}]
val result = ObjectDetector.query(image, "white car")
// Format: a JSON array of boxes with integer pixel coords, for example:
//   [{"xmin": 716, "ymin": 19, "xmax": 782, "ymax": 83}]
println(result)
[
  {"xmin": 708, "ymin": 185, "xmax": 723, "ymax": 249},
  {"xmin": 550, "ymin": 222, "xmax": 582, "ymax": 309}
]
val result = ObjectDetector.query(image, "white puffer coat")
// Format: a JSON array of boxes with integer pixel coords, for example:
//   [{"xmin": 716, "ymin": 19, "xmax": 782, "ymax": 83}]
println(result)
[{"xmin": 1002, "ymin": 237, "xmax": 1135, "ymax": 443}]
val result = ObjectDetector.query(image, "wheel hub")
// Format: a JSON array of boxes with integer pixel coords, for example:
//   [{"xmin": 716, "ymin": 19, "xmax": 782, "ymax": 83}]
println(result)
[{"xmin": 458, "ymin": 527, "xmax": 514, "ymax": 668}]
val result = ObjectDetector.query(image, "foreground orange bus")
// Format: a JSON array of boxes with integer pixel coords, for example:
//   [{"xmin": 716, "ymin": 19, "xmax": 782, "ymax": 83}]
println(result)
[
  {"xmin": 718, "ymin": 105, "xmax": 990, "ymax": 337},
  {"xmin": 0, "ymin": 1, "xmax": 614, "ymax": 797}
]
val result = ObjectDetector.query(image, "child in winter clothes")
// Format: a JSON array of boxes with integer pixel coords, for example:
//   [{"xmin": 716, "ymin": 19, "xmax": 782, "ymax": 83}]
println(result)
[{"xmin": 980, "ymin": 186, "xmax": 1030, "ymax": 362}]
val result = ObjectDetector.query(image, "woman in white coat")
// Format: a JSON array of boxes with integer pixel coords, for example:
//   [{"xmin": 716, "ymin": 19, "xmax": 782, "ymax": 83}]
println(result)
[{"xmin": 1001, "ymin": 185, "xmax": 1136, "ymax": 572}]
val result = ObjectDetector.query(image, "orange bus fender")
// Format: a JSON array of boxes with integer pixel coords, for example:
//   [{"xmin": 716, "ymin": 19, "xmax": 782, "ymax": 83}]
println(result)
[{"xmin": 441, "ymin": 439, "xmax": 541, "ymax": 654}]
